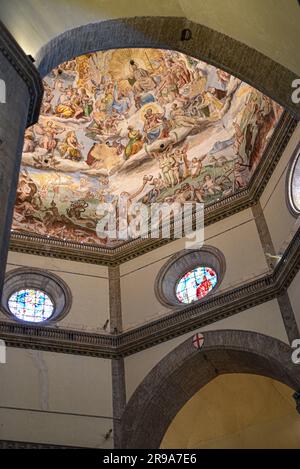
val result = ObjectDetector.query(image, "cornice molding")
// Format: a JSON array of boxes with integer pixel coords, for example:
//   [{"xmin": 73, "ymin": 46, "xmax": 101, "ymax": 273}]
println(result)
[
  {"xmin": 1, "ymin": 220, "xmax": 300, "ymax": 358},
  {"xmin": 8, "ymin": 112, "xmax": 297, "ymax": 266},
  {"xmin": 0, "ymin": 439, "xmax": 82, "ymax": 449},
  {"xmin": 0, "ymin": 21, "xmax": 43, "ymax": 126}
]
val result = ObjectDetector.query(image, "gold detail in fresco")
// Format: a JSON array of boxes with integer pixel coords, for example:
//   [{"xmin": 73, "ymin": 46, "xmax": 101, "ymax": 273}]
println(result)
[{"xmin": 14, "ymin": 48, "xmax": 283, "ymax": 246}]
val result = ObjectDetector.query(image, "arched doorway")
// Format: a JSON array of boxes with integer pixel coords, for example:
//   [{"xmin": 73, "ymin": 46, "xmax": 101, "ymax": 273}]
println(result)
[{"xmin": 120, "ymin": 330, "xmax": 300, "ymax": 448}]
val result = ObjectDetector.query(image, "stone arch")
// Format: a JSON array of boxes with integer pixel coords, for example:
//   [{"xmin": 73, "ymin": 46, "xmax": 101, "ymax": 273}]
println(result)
[
  {"xmin": 120, "ymin": 329, "xmax": 300, "ymax": 448},
  {"xmin": 35, "ymin": 17, "xmax": 299, "ymax": 118}
]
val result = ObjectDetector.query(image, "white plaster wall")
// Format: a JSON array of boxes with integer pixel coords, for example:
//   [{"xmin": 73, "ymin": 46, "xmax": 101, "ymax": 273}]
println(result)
[
  {"xmin": 205, "ymin": 211, "xmax": 268, "ymax": 291},
  {"xmin": 0, "ymin": 347, "xmax": 113, "ymax": 448},
  {"xmin": 1, "ymin": 252, "xmax": 109, "ymax": 332},
  {"xmin": 261, "ymin": 123, "xmax": 300, "ymax": 254},
  {"xmin": 125, "ymin": 299, "xmax": 288, "ymax": 399}
]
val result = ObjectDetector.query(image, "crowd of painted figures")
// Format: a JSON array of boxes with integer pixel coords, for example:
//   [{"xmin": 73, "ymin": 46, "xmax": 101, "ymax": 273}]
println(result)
[{"xmin": 14, "ymin": 49, "xmax": 282, "ymax": 245}]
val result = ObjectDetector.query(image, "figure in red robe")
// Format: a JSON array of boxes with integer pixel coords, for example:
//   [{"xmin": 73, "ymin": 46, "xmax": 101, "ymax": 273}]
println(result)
[{"xmin": 196, "ymin": 275, "xmax": 212, "ymax": 299}]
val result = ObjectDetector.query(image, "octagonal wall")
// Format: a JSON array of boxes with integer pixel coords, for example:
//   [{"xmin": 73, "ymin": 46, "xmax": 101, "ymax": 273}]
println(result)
[
  {"xmin": 124, "ymin": 298, "xmax": 289, "ymax": 400},
  {"xmin": 120, "ymin": 208, "xmax": 268, "ymax": 330},
  {"xmin": 260, "ymin": 123, "xmax": 300, "ymax": 254},
  {"xmin": 0, "ymin": 347, "xmax": 113, "ymax": 448}
]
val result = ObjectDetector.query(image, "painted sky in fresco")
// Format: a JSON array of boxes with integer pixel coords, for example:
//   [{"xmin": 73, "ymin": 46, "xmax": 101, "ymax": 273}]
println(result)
[{"xmin": 13, "ymin": 48, "xmax": 283, "ymax": 246}]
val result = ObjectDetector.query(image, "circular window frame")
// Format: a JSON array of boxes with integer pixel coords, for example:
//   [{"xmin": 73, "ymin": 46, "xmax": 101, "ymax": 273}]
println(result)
[
  {"xmin": 286, "ymin": 142, "xmax": 300, "ymax": 217},
  {"xmin": 155, "ymin": 246, "xmax": 226, "ymax": 308},
  {"xmin": 1, "ymin": 268, "xmax": 72, "ymax": 324}
]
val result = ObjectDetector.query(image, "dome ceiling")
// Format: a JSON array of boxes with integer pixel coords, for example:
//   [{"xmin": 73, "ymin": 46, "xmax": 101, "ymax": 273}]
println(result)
[{"xmin": 13, "ymin": 47, "xmax": 283, "ymax": 247}]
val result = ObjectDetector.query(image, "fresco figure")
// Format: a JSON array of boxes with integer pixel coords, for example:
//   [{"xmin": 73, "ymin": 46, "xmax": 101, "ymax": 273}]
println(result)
[
  {"xmin": 79, "ymin": 87, "xmax": 93, "ymax": 117},
  {"xmin": 112, "ymin": 83, "xmax": 131, "ymax": 116},
  {"xmin": 129, "ymin": 60, "xmax": 156, "ymax": 108},
  {"xmin": 143, "ymin": 108, "xmax": 164, "ymax": 143},
  {"xmin": 23, "ymin": 129, "xmax": 36, "ymax": 153},
  {"xmin": 55, "ymin": 87, "xmax": 76, "ymax": 118},
  {"xmin": 233, "ymin": 157, "xmax": 250, "ymax": 190},
  {"xmin": 170, "ymin": 103, "xmax": 200, "ymax": 128},
  {"xmin": 202, "ymin": 174, "xmax": 222, "ymax": 195},
  {"xmin": 158, "ymin": 147, "xmax": 177, "ymax": 188},
  {"xmin": 59, "ymin": 131, "xmax": 82, "ymax": 161},
  {"xmin": 35, "ymin": 121, "xmax": 64, "ymax": 155},
  {"xmin": 191, "ymin": 156, "xmax": 204, "ymax": 178},
  {"xmin": 124, "ymin": 127, "xmax": 144, "ymax": 159}
]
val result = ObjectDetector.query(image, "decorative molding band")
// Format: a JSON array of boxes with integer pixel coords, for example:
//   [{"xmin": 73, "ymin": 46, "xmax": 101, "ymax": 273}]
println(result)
[
  {"xmin": 8, "ymin": 113, "xmax": 297, "ymax": 266},
  {"xmin": 1, "ymin": 221, "xmax": 300, "ymax": 358},
  {"xmin": 0, "ymin": 21, "xmax": 43, "ymax": 126},
  {"xmin": 117, "ymin": 275, "xmax": 276, "ymax": 357},
  {"xmin": 0, "ymin": 439, "xmax": 82, "ymax": 449},
  {"xmin": 0, "ymin": 321, "xmax": 115, "ymax": 358}
]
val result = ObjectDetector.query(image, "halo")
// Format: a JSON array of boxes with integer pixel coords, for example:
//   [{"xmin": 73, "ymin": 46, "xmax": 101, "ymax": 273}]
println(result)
[{"xmin": 139, "ymin": 103, "xmax": 164, "ymax": 121}]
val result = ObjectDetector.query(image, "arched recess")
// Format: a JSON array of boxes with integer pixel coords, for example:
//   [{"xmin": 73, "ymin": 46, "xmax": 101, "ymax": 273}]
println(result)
[
  {"xmin": 35, "ymin": 17, "xmax": 299, "ymax": 118},
  {"xmin": 120, "ymin": 329, "xmax": 300, "ymax": 448}
]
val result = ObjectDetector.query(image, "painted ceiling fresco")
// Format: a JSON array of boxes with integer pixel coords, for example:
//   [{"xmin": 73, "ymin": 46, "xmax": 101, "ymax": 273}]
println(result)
[{"xmin": 13, "ymin": 48, "xmax": 283, "ymax": 246}]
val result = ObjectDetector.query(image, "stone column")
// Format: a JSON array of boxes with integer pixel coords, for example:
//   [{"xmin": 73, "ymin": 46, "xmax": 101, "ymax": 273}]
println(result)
[
  {"xmin": 277, "ymin": 291, "xmax": 300, "ymax": 344},
  {"xmin": 251, "ymin": 201, "xmax": 276, "ymax": 270},
  {"xmin": 108, "ymin": 265, "xmax": 126, "ymax": 448},
  {"xmin": 0, "ymin": 21, "xmax": 42, "ymax": 294}
]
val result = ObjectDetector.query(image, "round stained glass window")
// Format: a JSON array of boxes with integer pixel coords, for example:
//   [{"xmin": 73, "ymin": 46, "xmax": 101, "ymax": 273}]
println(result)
[
  {"xmin": 8, "ymin": 289, "xmax": 54, "ymax": 323},
  {"xmin": 176, "ymin": 266, "xmax": 218, "ymax": 304}
]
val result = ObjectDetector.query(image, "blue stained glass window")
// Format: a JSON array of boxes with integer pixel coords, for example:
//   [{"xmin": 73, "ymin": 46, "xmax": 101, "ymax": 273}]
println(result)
[
  {"xmin": 176, "ymin": 266, "xmax": 218, "ymax": 304},
  {"xmin": 8, "ymin": 289, "xmax": 54, "ymax": 323}
]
